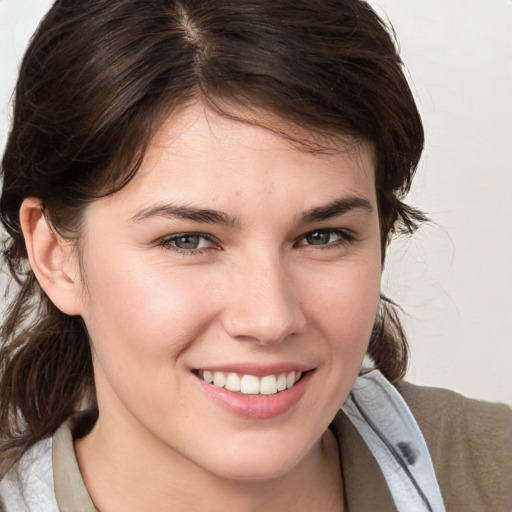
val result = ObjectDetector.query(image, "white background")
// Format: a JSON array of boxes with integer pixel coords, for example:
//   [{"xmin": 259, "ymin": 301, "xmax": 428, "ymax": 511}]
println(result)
[{"xmin": 1, "ymin": 0, "xmax": 511, "ymax": 404}]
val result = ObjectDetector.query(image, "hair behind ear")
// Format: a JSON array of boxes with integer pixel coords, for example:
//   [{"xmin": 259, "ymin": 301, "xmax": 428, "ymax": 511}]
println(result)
[
  {"xmin": 0, "ymin": 276, "xmax": 95, "ymax": 476},
  {"xmin": 0, "ymin": 238, "xmax": 95, "ymax": 477},
  {"xmin": 366, "ymin": 294, "xmax": 409, "ymax": 383}
]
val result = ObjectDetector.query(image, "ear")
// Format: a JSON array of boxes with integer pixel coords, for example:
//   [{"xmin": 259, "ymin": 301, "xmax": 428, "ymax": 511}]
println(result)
[{"xmin": 20, "ymin": 198, "xmax": 82, "ymax": 316}]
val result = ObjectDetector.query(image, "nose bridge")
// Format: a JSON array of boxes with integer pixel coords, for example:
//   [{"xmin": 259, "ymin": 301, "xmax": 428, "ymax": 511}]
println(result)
[{"xmin": 222, "ymin": 250, "xmax": 305, "ymax": 344}]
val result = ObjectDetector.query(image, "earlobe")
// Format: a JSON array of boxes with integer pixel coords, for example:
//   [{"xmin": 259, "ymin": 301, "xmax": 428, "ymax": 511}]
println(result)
[{"xmin": 20, "ymin": 198, "xmax": 82, "ymax": 316}]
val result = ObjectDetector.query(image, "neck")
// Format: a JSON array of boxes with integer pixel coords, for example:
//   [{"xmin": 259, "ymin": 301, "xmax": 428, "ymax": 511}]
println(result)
[{"xmin": 75, "ymin": 417, "xmax": 344, "ymax": 512}]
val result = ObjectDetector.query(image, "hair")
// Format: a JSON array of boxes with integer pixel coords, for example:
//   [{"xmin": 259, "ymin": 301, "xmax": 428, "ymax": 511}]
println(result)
[{"xmin": 0, "ymin": 0, "xmax": 425, "ymax": 475}]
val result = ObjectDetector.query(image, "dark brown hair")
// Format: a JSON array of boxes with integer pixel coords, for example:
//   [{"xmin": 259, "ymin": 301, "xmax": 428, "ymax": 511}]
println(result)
[{"xmin": 0, "ymin": 0, "xmax": 425, "ymax": 474}]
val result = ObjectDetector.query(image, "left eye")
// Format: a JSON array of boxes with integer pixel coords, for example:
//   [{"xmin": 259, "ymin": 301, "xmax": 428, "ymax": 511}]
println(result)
[
  {"xmin": 161, "ymin": 234, "xmax": 213, "ymax": 251},
  {"xmin": 298, "ymin": 229, "xmax": 352, "ymax": 247}
]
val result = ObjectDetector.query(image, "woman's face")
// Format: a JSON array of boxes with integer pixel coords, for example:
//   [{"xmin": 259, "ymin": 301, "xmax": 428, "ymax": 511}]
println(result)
[{"xmin": 75, "ymin": 103, "xmax": 382, "ymax": 480}]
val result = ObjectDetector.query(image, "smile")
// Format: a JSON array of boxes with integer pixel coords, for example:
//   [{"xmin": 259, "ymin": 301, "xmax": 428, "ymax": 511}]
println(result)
[{"xmin": 199, "ymin": 370, "xmax": 303, "ymax": 396}]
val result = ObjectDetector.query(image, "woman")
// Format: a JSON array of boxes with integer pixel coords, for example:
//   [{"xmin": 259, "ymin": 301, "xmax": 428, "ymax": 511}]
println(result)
[{"xmin": 0, "ymin": 0, "xmax": 510, "ymax": 510}]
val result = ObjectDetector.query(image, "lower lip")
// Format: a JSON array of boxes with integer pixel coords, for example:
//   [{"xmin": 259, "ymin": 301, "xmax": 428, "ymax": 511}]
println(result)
[{"xmin": 195, "ymin": 371, "xmax": 314, "ymax": 419}]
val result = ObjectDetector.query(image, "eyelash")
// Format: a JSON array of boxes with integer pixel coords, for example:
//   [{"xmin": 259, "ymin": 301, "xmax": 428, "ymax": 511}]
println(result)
[
  {"xmin": 158, "ymin": 228, "xmax": 355, "ymax": 255},
  {"xmin": 295, "ymin": 229, "xmax": 355, "ymax": 250},
  {"xmin": 158, "ymin": 233, "xmax": 216, "ymax": 255}
]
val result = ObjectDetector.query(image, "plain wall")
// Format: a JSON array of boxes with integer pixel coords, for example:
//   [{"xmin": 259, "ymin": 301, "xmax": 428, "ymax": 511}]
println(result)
[
  {"xmin": 1, "ymin": 0, "xmax": 511, "ymax": 404},
  {"xmin": 372, "ymin": 0, "xmax": 512, "ymax": 404}
]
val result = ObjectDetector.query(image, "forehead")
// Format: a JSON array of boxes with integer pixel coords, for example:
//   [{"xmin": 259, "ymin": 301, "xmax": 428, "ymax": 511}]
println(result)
[
  {"xmin": 146, "ymin": 104, "xmax": 371, "ymax": 179},
  {"xmin": 89, "ymin": 103, "xmax": 377, "ymax": 222}
]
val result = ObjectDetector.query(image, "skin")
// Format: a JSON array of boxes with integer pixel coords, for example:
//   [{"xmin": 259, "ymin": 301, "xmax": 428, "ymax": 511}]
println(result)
[{"xmin": 23, "ymin": 103, "xmax": 383, "ymax": 511}]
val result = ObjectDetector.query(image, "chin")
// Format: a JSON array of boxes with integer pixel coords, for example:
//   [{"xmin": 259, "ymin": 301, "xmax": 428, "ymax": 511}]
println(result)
[
  {"xmin": 191, "ymin": 436, "xmax": 312, "ymax": 483},
  {"xmin": 213, "ymin": 458, "xmax": 300, "ymax": 483}
]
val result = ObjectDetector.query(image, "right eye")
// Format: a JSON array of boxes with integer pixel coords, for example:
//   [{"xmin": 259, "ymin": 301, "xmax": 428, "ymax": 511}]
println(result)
[{"xmin": 159, "ymin": 233, "xmax": 215, "ymax": 253}]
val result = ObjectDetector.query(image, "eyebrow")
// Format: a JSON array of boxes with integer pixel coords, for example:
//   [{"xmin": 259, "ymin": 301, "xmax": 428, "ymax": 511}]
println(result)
[
  {"xmin": 299, "ymin": 196, "xmax": 374, "ymax": 224},
  {"xmin": 130, "ymin": 195, "xmax": 373, "ymax": 227},
  {"xmin": 130, "ymin": 203, "xmax": 239, "ymax": 227}
]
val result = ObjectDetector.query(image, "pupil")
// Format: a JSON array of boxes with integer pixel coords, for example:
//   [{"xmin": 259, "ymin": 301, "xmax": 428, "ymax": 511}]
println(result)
[
  {"xmin": 306, "ymin": 231, "xmax": 329, "ymax": 245},
  {"xmin": 176, "ymin": 235, "xmax": 199, "ymax": 249}
]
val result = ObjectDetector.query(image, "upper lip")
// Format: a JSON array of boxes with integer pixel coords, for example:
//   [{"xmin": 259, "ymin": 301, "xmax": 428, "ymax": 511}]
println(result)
[{"xmin": 193, "ymin": 363, "xmax": 315, "ymax": 377}]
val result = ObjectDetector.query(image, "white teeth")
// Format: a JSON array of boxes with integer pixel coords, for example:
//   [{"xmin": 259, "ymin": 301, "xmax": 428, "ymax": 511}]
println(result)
[
  {"xmin": 241, "ymin": 374, "xmax": 260, "ymax": 394},
  {"xmin": 225, "ymin": 373, "xmax": 241, "ymax": 392},
  {"xmin": 213, "ymin": 371, "xmax": 226, "ymax": 388},
  {"xmin": 260, "ymin": 375, "xmax": 278, "ymax": 395},
  {"xmin": 277, "ymin": 373, "xmax": 287, "ymax": 391},
  {"xmin": 202, "ymin": 370, "xmax": 305, "ymax": 395},
  {"xmin": 286, "ymin": 371, "xmax": 296, "ymax": 389}
]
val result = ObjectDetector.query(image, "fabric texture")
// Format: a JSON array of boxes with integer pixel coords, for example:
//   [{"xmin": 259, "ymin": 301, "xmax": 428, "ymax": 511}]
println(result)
[
  {"xmin": 0, "ymin": 438, "xmax": 58, "ymax": 512},
  {"xmin": 1, "ymin": 379, "xmax": 511, "ymax": 511},
  {"xmin": 397, "ymin": 381, "xmax": 512, "ymax": 512},
  {"xmin": 333, "ymin": 383, "xmax": 512, "ymax": 512},
  {"xmin": 342, "ymin": 363, "xmax": 444, "ymax": 511}
]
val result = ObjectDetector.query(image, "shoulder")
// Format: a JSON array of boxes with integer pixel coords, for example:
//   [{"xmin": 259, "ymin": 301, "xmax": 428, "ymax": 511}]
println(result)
[
  {"xmin": 396, "ymin": 381, "xmax": 512, "ymax": 512},
  {"xmin": 0, "ymin": 437, "xmax": 59, "ymax": 512},
  {"xmin": 0, "ymin": 411, "xmax": 96, "ymax": 512}
]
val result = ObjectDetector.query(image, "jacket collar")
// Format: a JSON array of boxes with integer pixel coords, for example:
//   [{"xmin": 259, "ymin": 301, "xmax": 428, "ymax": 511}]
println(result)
[{"xmin": 331, "ymin": 410, "xmax": 397, "ymax": 511}]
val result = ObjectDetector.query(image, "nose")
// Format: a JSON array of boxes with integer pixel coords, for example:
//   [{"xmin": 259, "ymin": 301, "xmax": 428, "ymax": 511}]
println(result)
[{"xmin": 221, "ymin": 254, "xmax": 307, "ymax": 345}]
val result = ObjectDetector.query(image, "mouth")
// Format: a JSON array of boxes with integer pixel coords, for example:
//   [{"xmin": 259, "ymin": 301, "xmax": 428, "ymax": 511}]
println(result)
[
  {"xmin": 197, "ymin": 370, "xmax": 304, "ymax": 396},
  {"xmin": 193, "ymin": 367, "xmax": 314, "ymax": 419}
]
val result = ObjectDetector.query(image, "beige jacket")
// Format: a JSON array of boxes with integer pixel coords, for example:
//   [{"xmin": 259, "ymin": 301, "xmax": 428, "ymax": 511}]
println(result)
[{"xmin": 334, "ymin": 382, "xmax": 512, "ymax": 511}]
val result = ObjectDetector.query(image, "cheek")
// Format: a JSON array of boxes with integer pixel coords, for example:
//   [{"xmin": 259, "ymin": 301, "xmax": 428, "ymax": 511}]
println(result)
[
  {"xmin": 79, "ymin": 257, "xmax": 217, "ymax": 367},
  {"xmin": 79, "ymin": 259, "xmax": 223, "ymax": 424},
  {"xmin": 302, "ymin": 258, "xmax": 381, "ymax": 388},
  {"xmin": 304, "ymin": 259, "xmax": 381, "ymax": 336},
  {"xmin": 292, "ymin": 259, "xmax": 381, "ymax": 418}
]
